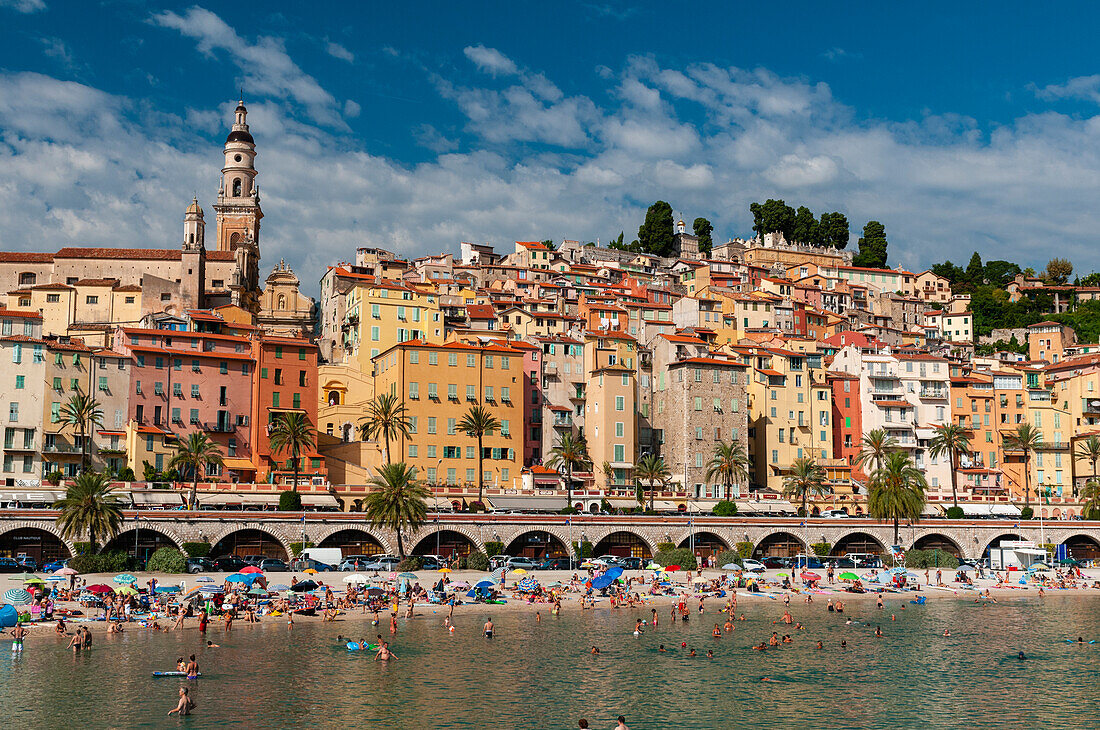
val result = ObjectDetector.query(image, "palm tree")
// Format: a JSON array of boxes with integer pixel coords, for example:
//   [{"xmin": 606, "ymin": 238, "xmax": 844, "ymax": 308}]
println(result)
[
  {"xmin": 457, "ymin": 405, "xmax": 500, "ymax": 507},
  {"xmin": 705, "ymin": 440, "xmax": 750, "ymax": 499},
  {"xmin": 1080, "ymin": 479, "xmax": 1100, "ymax": 520},
  {"xmin": 546, "ymin": 432, "xmax": 591, "ymax": 510},
  {"xmin": 854, "ymin": 428, "xmax": 899, "ymax": 476},
  {"xmin": 269, "ymin": 412, "xmax": 316, "ymax": 493},
  {"xmin": 168, "ymin": 432, "xmax": 225, "ymax": 509},
  {"xmin": 364, "ymin": 462, "xmax": 429, "ymax": 558},
  {"xmin": 634, "ymin": 454, "xmax": 671, "ymax": 511},
  {"xmin": 59, "ymin": 389, "xmax": 104, "ymax": 473},
  {"xmin": 1004, "ymin": 423, "xmax": 1043, "ymax": 509},
  {"xmin": 928, "ymin": 423, "xmax": 971, "ymax": 508},
  {"xmin": 359, "ymin": 392, "xmax": 412, "ymax": 465},
  {"xmin": 53, "ymin": 471, "xmax": 125, "ymax": 554},
  {"xmin": 781, "ymin": 457, "xmax": 828, "ymax": 517},
  {"xmin": 868, "ymin": 451, "xmax": 927, "ymax": 545},
  {"xmin": 1075, "ymin": 435, "xmax": 1100, "ymax": 497}
]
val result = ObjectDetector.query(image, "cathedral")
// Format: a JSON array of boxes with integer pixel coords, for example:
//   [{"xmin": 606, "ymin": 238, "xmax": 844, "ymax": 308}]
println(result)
[{"xmin": 0, "ymin": 100, "xmax": 314, "ymax": 340}]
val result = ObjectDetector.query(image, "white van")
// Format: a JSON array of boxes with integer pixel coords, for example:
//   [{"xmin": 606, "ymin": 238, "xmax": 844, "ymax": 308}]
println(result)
[{"xmin": 299, "ymin": 548, "xmax": 344, "ymax": 568}]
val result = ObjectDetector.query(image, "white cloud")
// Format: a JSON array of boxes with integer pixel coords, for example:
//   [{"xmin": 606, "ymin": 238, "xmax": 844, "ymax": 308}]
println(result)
[
  {"xmin": 343, "ymin": 99, "xmax": 360, "ymax": 118},
  {"xmin": 325, "ymin": 40, "xmax": 354, "ymax": 63},
  {"xmin": 39, "ymin": 37, "xmax": 74, "ymax": 67},
  {"xmin": 1033, "ymin": 75, "xmax": 1100, "ymax": 104},
  {"xmin": 463, "ymin": 45, "xmax": 519, "ymax": 77},
  {"xmin": 0, "ymin": 0, "xmax": 45, "ymax": 13}
]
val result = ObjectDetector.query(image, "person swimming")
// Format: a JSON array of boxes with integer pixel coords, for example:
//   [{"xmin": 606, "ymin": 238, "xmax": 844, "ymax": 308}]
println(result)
[{"xmin": 1018, "ymin": 651, "xmax": 1026, "ymax": 660}]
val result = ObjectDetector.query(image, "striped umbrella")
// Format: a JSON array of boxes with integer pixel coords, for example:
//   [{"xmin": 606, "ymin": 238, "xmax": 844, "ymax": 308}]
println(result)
[
  {"xmin": 113, "ymin": 574, "xmax": 137, "ymax": 585},
  {"xmin": 3, "ymin": 588, "xmax": 32, "ymax": 604}
]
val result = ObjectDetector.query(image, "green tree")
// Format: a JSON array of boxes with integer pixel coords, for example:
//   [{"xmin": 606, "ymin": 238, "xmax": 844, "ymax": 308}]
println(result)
[
  {"xmin": 791, "ymin": 206, "xmax": 818, "ymax": 245},
  {"xmin": 1045, "ymin": 257, "xmax": 1073, "ymax": 284},
  {"xmin": 868, "ymin": 451, "xmax": 927, "ymax": 544},
  {"xmin": 59, "ymin": 389, "xmax": 104, "ymax": 473},
  {"xmin": 607, "ymin": 231, "xmax": 627, "ymax": 250},
  {"xmin": 546, "ymin": 432, "xmax": 591, "ymax": 510},
  {"xmin": 817, "ymin": 211, "xmax": 850, "ymax": 249},
  {"xmin": 854, "ymin": 428, "xmax": 899, "ymax": 476},
  {"xmin": 750, "ymin": 199, "xmax": 796, "ymax": 239},
  {"xmin": 930, "ymin": 261, "xmax": 965, "ymax": 283},
  {"xmin": 1081, "ymin": 479, "xmax": 1100, "ymax": 520},
  {"xmin": 457, "ymin": 405, "xmax": 500, "ymax": 506},
  {"xmin": 1075, "ymin": 435, "xmax": 1100, "ymax": 497},
  {"xmin": 53, "ymin": 471, "xmax": 125, "ymax": 554},
  {"xmin": 984, "ymin": 260, "xmax": 1022, "ymax": 287},
  {"xmin": 965, "ymin": 252, "xmax": 984, "ymax": 284},
  {"xmin": 852, "ymin": 220, "xmax": 888, "ymax": 268},
  {"xmin": 364, "ymin": 462, "xmax": 429, "ymax": 558},
  {"xmin": 705, "ymin": 441, "xmax": 750, "ymax": 498},
  {"xmin": 1003, "ymin": 423, "xmax": 1043, "ymax": 509},
  {"xmin": 359, "ymin": 392, "xmax": 412, "ymax": 465},
  {"xmin": 928, "ymin": 423, "xmax": 971, "ymax": 508},
  {"xmin": 637, "ymin": 201, "xmax": 675, "ymax": 257},
  {"xmin": 268, "ymin": 411, "xmax": 316, "ymax": 494},
  {"xmin": 692, "ymin": 217, "xmax": 713, "ymax": 255},
  {"xmin": 168, "ymin": 432, "xmax": 225, "ymax": 509},
  {"xmin": 782, "ymin": 457, "xmax": 828, "ymax": 517},
  {"xmin": 634, "ymin": 454, "xmax": 671, "ymax": 511}
]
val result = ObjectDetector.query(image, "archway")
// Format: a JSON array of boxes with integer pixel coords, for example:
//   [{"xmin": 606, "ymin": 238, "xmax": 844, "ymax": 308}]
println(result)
[
  {"xmin": 1062, "ymin": 534, "xmax": 1100, "ymax": 561},
  {"xmin": 211, "ymin": 529, "xmax": 288, "ymax": 561},
  {"xmin": 102, "ymin": 528, "xmax": 181, "ymax": 565},
  {"xmin": 412, "ymin": 530, "xmax": 477, "ymax": 558},
  {"xmin": 677, "ymin": 531, "xmax": 730, "ymax": 562},
  {"xmin": 980, "ymin": 533, "xmax": 1025, "ymax": 561},
  {"xmin": 505, "ymin": 530, "xmax": 568, "ymax": 559},
  {"xmin": 752, "ymin": 531, "xmax": 805, "ymax": 559},
  {"xmin": 318, "ymin": 529, "xmax": 384, "ymax": 558},
  {"xmin": 592, "ymin": 531, "xmax": 652, "ymax": 559},
  {"xmin": 831, "ymin": 532, "xmax": 886, "ymax": 557},
  {"xmin": 912, "ymin": 534, "xmax": 962, "ymax": 558},
  {"xmin": 0, "ymin": 527, "xmax": 71, "ymax": 564}
]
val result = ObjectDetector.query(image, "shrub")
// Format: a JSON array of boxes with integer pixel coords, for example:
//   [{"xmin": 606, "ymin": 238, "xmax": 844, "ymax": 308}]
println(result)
[
  {"xmin": 45, "ymin": 471, "xmax": 64, "ymax": 485},
  {"xmin": 904, "ymin": 549, "xmax": 960, "ymax": 569},
  {"xmin": 116, "ymin": 467, "xmax": 136, "ymax": 482},
  {"xmin": 559, "ymin": 507, "xmax": 579, "ymax": 515},
  {"xmin": 600, "ymin": 498, "xmax": 613, "ymax": 513},
  {"xmin": 1020, "ymin": 506, "xmax": 1034, "ymax": 520},
  {"xmin": 289, "ymin": 541, "xmax": 314, "ymax": 557},
  {"xmin": 484, "ymin": 541, "xmax": 504, "ymax": 558},
  {"xmin": 71, "ymin": 550, "xmax": 135, "ymax": 574},
  {"xmin": 146, "ymin": 547, "xmax": 187, "ymax": 573},
  {"xmin": 467, "ymin": 501, "xmax": 486, "ymax": 513},
  {"xmin": 1085, "ymin": 506, "xmax": 1100, "ymax": 520},
  {"xmin": 573, "ymin": 541, "xmax": 593, "ymax": 559},
  {"xmin": 181, "ymin": 542, "xmax": 211, "ymax": 558},
  {"xmin": 735, "ymin": 541, "xmax": 754, "ymax": 560},
  {"xmin": 279, "ymin": 491, "xmax": 303, "ymax": 511},
  {"xmin": 397, "ymin": 556, "xmax": 422, "ymax": 571},
  {"xmin": 466, "ymin": 551, "xmax": 489, "ymax": 571},
  {"xmin": 945, "ymin": 506, "xmax": 964, "ymax": 520},
  {"xmin": 810, "ymin": 542, "xmax": 831, "ymax": 557},
  {"xmin": 715, "ymin": 550, "xmax": 740, "ymax": 568},
  {"xmin": 653, "ymin": 546, "xmax": 697, "ymax": 571},
  {"xmin": 712, "ymin": 500, "xmax": 737, "ymax": 517}
]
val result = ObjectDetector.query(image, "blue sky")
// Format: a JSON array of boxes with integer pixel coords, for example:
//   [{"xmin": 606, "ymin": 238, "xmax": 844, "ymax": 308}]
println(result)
[{"xmin": 3, "ymin": 1, "xmax": 1100, "ymax": 292}]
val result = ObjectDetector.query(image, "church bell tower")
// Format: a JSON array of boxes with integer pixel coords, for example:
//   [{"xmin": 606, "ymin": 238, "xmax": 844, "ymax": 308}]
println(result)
[{"xmin": 213, "ymin": 99, "xmax": 262, "ymax": 310}]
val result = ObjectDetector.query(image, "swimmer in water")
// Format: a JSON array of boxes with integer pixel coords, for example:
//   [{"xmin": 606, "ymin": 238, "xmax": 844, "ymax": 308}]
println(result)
[
  {"xmin": 205, "ymin": 641, "xmax": 220, "ymax": 648},
  {"xmin": 659, "ymin": 645, "xmax": 666, "ymax": 652},
  {"xmin": 374, "ymin": 642, "xmax": 398, "ymax": 661},
  {"xmin": 1018, "ymin": 651, "xmax": 1026, "ymax": 660},
  {"xmin": 712, "ymin": 624, "xmax": 722, "ymax": 637},
  {"xmin": 167, "ymin": 687, "xmax": 196, "ymax": 716},
  {"xmin": 943, "ymin": 629, "xmax": 951, "ymax": 637},
  {"xmin": 753, "ymin": 642, "xmax": 767, "ymax": 651},
  {"xmin": 591, "ymin": 646, "xmax": 600, "ymax": 655},
  {"xmin": 875, "ymin": 626, "xmax": 883, "ymax": 637},
  {"xmin": 706, "ymin": 649, "xmax": 714, "ymax": 658},
  {"xmin": 689, "ymin": 648, "xmax": 696, "ymax": 657},
  {"xmin": 816, "ymin": 641, "xmax": 823, "ymax": 650}
]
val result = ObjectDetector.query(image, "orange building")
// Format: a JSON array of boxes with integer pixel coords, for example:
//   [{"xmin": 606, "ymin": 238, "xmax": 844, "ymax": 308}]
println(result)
[{"xmin": 828, "ymin": 371, "xmax": 863, "ymax": 476}]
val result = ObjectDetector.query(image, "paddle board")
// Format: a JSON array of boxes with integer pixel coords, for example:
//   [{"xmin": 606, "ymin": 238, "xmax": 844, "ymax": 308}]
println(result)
[{"xmin": 152, "ymin": 671, "xmax": 202, "ymax": 678}]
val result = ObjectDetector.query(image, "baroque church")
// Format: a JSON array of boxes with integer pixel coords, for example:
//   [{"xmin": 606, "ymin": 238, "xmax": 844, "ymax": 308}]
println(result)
[{"xmin": 0, "ymin": 100, "xmax": 314, "ymax": 340}]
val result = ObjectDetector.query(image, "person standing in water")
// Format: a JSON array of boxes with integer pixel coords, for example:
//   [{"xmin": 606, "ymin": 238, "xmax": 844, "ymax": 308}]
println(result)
[
  {"xmin": 484, "ymin": 618, "xmax": 494, "ymax": 638},
  {"xmin": 167, "ymin": 687, "xmax": 196, "ymax": 716}
]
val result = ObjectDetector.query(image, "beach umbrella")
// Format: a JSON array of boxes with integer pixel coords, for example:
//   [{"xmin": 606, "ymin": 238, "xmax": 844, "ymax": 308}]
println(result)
[
  {"xmin": 183, "ymin": 587, "xmax": 202, "ymax": 599},
  {"xmin": 645, "ymin": 562, "xmax": 661, "ymax": 570},
  {"xmin": 198, "ymin": 585, "xmax": 224, "ymax": 594},
  {"xmin": 343, "ymin": 573, "xmax": 369, "ymax": 584},
  {"xmin": 303, "ymin": 569, "xmax": 318, "ymax": 575},
  {"xmin": 225, "ymin": 573, "xmax": 255, "ymax": 584},
  {"xmin": 398, "ymin": 572, "xmax": 418, "ymax": 580},
  {"xmin": 516, "ymin": 576, "xmax": 539, "ymax": 592},
  {"xmin": 247, "ymin": 586, "xmax": 268, "ymax": 596},
  {"xmin": 54, "ymin": 567, "xmax": 78, "ymax": 576},
  {"xmin": 290, "ymin": 580, "xmax": 318, "ymax": 592},
  {"xmin": 239, "ymin": 566, "xmax": 264, "ymax": 574},
  {"xmin": 195, "ymin": 576, "xmax": 215, "ymax": 583},
  {"xmin": 113, "ymin": 574, "xmax": 137, "ymax": 585},
  {"xmin": 721, "ymin": 563, "xmax": 741, "ymax": 570},
  {"xmin": 85, "ymin": 584, "xmax": 114, "ymax": 594},
  {"xmin": 3, "ymin": 588, "xmax": 32, "ymax": 604},
  {"xmin": 665, "ymin": 565, "xmax": 681, "ymax": 572},
  {"xmin": 474, "ymin": 579, "xmax": 495, "ymax": 589},
  {"xmin": 776, "ymin": 572, "xmax": 790, "ymax": 578},
  {"xmin": 116, "ymin": 585, "xmax": 138, "ymax": 595},
  {"xmin": 365, "ymin": 587, "xmax": 385, "ymax": 597},
  {"xmin": 270, "ymin": 584, "xmax": 290, "ymax": 591},
  {"xmin": 956, "ymin": 564, "xmax": 975, "ymax": 572},
  {"xmin": 801, "ymin": 571, "xmax": 822, "ymax": 581},
  {"xmin": 838, "ymin": 572, "xmax": 859, "ymax": 581},
  {"xmin": 8, "ymin": 572, "xmax": 40, "ymax": 582},
  {"xmin": 692, "ymin": 576, "xmax": 709, "ymax": 584},
  {"xmin": 155, "ymin": 586, "xmax": 181, "ymax": 594},
  {"xmin": 512, "ymin": 568, "xmax": 528, "ymax": 575},
  {"xmin": 22, "ymin": 576, "xmax": 46, "ymax": 586},
  {"xmin": 449, "ymin": 581, "xmax": 470, "ymax": 589},
  {"xmin": 438, "ymin": 568, "xmax": 452, "ymax": 573},
  {"xmin": 45, "ymin": 575, "xmax": 65, "ymax": 583}
]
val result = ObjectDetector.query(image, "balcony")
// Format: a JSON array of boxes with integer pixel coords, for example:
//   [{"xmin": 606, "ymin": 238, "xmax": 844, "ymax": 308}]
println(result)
[
  {"xmin": 43, "ymin": 444, "xmax": 82, "ymax": 455},
  {"xmin": 919, "ymin": 388, "xmax": 948, "ymax": 399},
  {"xmin": 202, "ymin": 422, "xmax": 235, "ymax": 434}
]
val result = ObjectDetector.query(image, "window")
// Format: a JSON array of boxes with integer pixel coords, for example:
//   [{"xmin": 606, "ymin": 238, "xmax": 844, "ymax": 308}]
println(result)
[
  {"xmin": 466, "ymin": 384, "xmax": 476, "ymax": 401},
  {"xmin": 86, "ymin": 295, "xmax": 98, "ymax": 305},
  {"xmin": 274, "ymin": 346, "xmax": 283, "ymax": 359},
  {"xmin": 500, "ymin": 419, "xmax": 510, "ymax": 436},
  {"xmin": 272, "ymin": 392, "xmax": 280, "ymax": 408},
  {"xmin": 616, "ymin": 422, "xmax": 625, "ymax": 438},
  {"xmin": 14, "ymin": 375, "xmax": 23, "ymax": 390},
  {"xmin": 448, "ymin": 353, "xmax": 458, "ymax": 367},
  {"xmin": 98, "ymin": 376, "xmax": 108, "ymax": 392},
  {"xmin": 274, "ymin": 368, "xmax": 283, "ymax": 385},
  {"xmin": 8, "ymin": 402, "xmax": 17, "ymax": 422},
  {"xmin": 219, "ymin": 361, "xmax": 228, "ymax": 375},
  {"xmin": 613, "ymin": 444, "xmax": 625, "ymax": 462},
  {"xmin": 371, "ymin": 326, "xmax": 380, "ymax": 342},
  {"xmin": 447, "ymin": 418, "xmax": 456, "ymax": 435},
  {"xmin": 501, "ymin": 386, "xmax": 510, "ymax": 402},
  {"xmin": 299, "ymin": 348, "xmax": 307, "ymax": 361},
  {"xmin": 154, "ymin": 382, "xmax": 164, "ymax": 396},
  {"xmin": 429, "ymin": 352, "xmax": 438, "ymax": 366},
  {"xmin": 615, "ymin": 396, "xmax": 625, "ymax": 411},
  {"xmin": 467, "ymin": 354, "xmax": 476, "ymax": 368},
  {"xmin": 191, "ymin": 384, "xmax": 200, "ymax": 398},
  {"xmin": 448, "ymin": 384, "xmax": 457, "ymax": 400}
]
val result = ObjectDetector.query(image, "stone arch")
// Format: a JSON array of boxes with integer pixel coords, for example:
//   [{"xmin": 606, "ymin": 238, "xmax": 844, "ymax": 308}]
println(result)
[
  {"xmin": 831, "ymin": 531, "xmax": 887, "ymax": 557},
  {"xmin": 1062, "ymin": 534, "xmax": 1100, "ymax": 561},
  {"xmin": 209, "ymin": 526, "xmax": 291, "ymax": 561},
  {"xmin": 978, "ymin": 533, "xmax": 1025, "ymax": 560},
  {"xmin": 504, "ymin": 530, "xmax": 570, "ymax": 559},
  {"xmin": 676, "ymin": 531, "xmax": 730, "ymax": 559},
  {"xmin": 411, "ymin": 528, "xmax": 481, "ymax": 558},
  {"xmin": 315, "ymin": 527, "xmax": 392, "ymax": 557},
  {"xmin": 102, "ymin": 526, "xmax": 185, "ymax": 563},
  {"xmin": 591, "ymin": 530, "xmax": 654, "ymax": 559},
  {"xmin": 910, "ymin": 532, "xmax": 963, "ymax": 558},
  {"xmin": 752, "ymin": 531, "xmax": 806, "ymax": 559},
  {"xmin": 0, "ymin": 525, "xmax": 74, "ymax": 563},
  {"xmin": 0, "ymin": 521, "xmax": 77, "ymax": 558}
]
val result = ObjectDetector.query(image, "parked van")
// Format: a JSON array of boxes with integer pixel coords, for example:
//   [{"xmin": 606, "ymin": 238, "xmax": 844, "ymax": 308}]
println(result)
[{"xmin": 299, "ymin": 548, "xmax": 344, "ymax": 567}]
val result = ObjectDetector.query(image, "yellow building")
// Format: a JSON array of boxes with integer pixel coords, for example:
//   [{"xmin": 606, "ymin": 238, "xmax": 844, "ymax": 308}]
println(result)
[
  {"xmin": 373, "ymin": 340, "xmax": 524, "ymax": 497},
  {"xmin": 9, "ymin": 281, "xmax": 143, "ymax": 345},
  {"xmin": 585, "ymin": 361, "xmax": 636, "ymax": 492},
  {"xmin": 343, "ymin": 281, "xmax": 443, "ymax": 364}
]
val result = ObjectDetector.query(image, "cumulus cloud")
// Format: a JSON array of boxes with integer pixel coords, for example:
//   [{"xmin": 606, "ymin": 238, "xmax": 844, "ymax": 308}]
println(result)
[
  {"xmin": 1032, "ymin": 75, "xmax": 1100, "ymax": 104},
  {"xmin": 463, "ymin": 45, "xmax": 519, "ymax": 77},
  {"xmin": 0, "ymin": 0, "xmax": 45, "ymax": 12},
  {"xmin": 325, "ymin": 40, "xmax": 354, "ymax": 63}
]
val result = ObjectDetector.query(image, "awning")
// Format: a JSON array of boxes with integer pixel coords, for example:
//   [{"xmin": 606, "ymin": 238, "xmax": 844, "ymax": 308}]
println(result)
[
  {"xmin": 921, "ymin": 503, "xmax": 943, "ymax": 517},
  {"xmin": 608, "ymin": 498, "xmax": 642, "ymax": 509},
  {"xmin": 1, "ymin": 491, "xmax": 63, "ymax": 503},
  {"xmin": 198, "ymin": 492, "xmax": 280, "ymax": 506},
  {"xmin": 650, "ymin": 499, "xmax": 684, "ymax": 511},
  {"xmin": 131, "ymin": 491, "xmax": 186, "ymax": 506},
  {"xmin": 223, "ymin": 458, "xmax": 257, "ymax": 471},
  {"xmin": 960, "ymin": 503, "xmax": 1021, "ymax": 517},
  {"xmin": 487, "ymin": 494, "xmax": 567, "ymax": 512},
  {"xmin": 745, "ymin": 500, "xmax": 796, "ymax": 514},
  {"xmin": 608, "ymin": 461, "xmax": 634, "ymax": 470},
  {"xmin": 97, "ymin": 430, "xmax": 126, "ymax": 436},
  {"xmin": 300, "ymin": 493, "xmax": 340, "ymax": 508},
  {"xmin": 426, "ymin": 494, "xmax": 460, "ymax": 510}
]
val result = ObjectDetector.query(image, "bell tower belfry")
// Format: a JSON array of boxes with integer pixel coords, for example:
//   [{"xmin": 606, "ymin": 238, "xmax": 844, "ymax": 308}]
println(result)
[{"xmin": 213, "ymin": 99, "xmax": 262, "ymax": 311}]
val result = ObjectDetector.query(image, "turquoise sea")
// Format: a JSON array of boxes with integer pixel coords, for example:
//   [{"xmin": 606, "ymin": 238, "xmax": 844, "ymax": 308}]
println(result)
[{"xmin": 1, "ymin": 594, "xmax": 1098, "ymax": 728}]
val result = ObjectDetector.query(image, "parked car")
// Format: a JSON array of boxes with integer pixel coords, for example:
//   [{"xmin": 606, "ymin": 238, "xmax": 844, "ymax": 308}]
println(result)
[
  {"xmin": 595, "ymin": 555, "xmax": 623, "ymax": 565},
  {"xmin": 338, "ymin": 555, "xmax": 375, "ymax": 571},
  {"xmin": 537, "ymin": 557, "xmax": 571, "ymax": 570},
  {"xmin": 241, "ymin": 555, "xmax": 265, "ymax": 566},
  {"xmin": 187, "ymin": 557, "xmax": 215, "ymax": 574},
  {"xmin": 792, "ymin": 554, "xmax": 824, "ymax": 570},
  {"xmin": 16, "ymin": 557, "xmax": 37, "ymax": 571},
  {"xmin": 43, "ymin": 558, "xmax": 71, "ymax": 573},
  {"xmin": 820, "ymin": 510, "xmax": 850, "ymax": 518},
  {"xmin": 362, "ymin": 556, "xmax": 401, "ymax": 571},
  {"xmin": 488, "ymin": 554, "xmax": 510, "ymax": 570},
  {"xmin": 740, "ymin": 558, "xmax": 767, "ymax": 573},
  {"xmin": 761, "ymin": 556, "xmax": 791, "ymax": 570},
  {"xmin": 829, "ymin": 557, "xmax": 859, "ymax": 569},
  {"xmin": 211, "ymin": 555, "xmax": 249, "ymax": 572},
  {"xmin": 291, "ymin": 557, "xmax": 335, "ymax": 572},
  {"xmin": 259, "ymin": 558, "xmax": 289, "ymax": 572},
  {"xmin": 417, "ymin": 556, "xmax": 444, "ymax": 570},
  {"xmin": 617, "ymin": 557, "xmax": 644, "ymax": 570},
  {"xmin": 505, "ymin": 557, "xmax": 539, "ymax": 571},
  {"xmin": 0, "ymin": 557, "xmax": 21, "ymax": 573}
]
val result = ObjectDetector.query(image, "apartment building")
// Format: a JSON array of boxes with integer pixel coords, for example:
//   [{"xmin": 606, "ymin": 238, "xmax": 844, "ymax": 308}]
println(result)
[{"xmin": 0, "ymin": 311, "xmax": 46, "ymax": 485}]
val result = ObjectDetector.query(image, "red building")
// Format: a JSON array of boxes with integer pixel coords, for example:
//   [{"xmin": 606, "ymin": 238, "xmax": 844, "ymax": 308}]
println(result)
[{"xmin": 828, "ymin": 371, "xmax": 863, "ymax": 477}]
